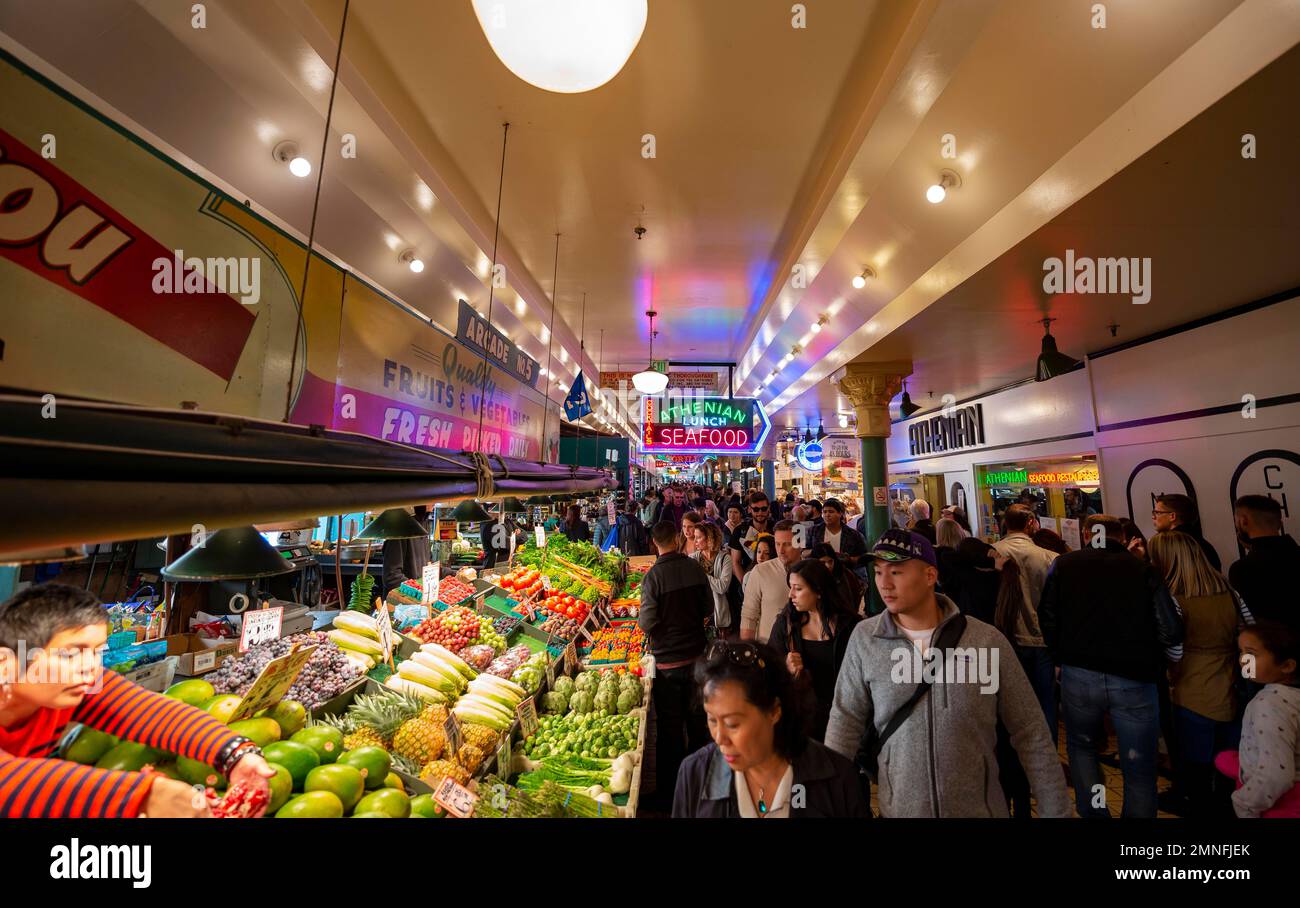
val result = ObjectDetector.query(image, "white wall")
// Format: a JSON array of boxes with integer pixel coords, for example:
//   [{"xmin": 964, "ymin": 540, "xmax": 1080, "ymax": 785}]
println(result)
[
  {"xmin": 1093, "ymin": 296, "xmax": 1300, "ymax": 565},
  {"xmin": 884, "ymin": 293, "xmax": 1300, "ymax": 565}
]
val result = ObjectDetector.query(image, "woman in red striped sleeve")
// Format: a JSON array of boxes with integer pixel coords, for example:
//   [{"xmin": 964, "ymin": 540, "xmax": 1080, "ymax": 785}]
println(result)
[{"xmin": 0, "ymin": 584, "xmax": 274, "ymax": 817}]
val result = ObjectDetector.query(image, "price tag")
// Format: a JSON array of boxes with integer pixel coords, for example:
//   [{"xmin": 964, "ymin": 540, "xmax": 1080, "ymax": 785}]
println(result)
[
  {"xmin": 432, "ymin": 775, "xmax": 478, "ymax": 819},
  {"xmin": 534, "ymin": 525, "xmax": 546, "ymax": 548},
  {"xmin": 496, "ymin": 736, "xmax": 512, "ymax": 777},
  {"xmin": 544, "ymin": 650, "xmax": 556, "ymax": 689},
  {"xmin": 422, "ymin": 562, "xmax": 440, "ymax": 606},
  {"xmin": 542, "ymin": 575, "xmax": 552, "ymax": 591},
  {"xmin": 515, "ymin": 696, "xmax": 540, "ymax": 738},
  {"xmin": 238, "ymin": 606, "xmax": 283, "ymax": 652},
  {"xmin": 578, "ymin": 621, "xmax": 595, "ymax": 644},
  {"xmin": 443, "ymin": 711, "xmax": 463, "ymax": 756},
  {"xmin": 563, "ymin": 641, "xmax": 578, "ymax": 676},
  {"xmin": 373, "ymin": 606, "xmax": 393, "ymax": 664},
  {"xmin": 228, "ymin": 645, "xmax": 316, "ymax": 723}
]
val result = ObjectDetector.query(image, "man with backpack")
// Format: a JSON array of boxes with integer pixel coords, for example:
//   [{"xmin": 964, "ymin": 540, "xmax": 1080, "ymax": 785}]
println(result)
[
  {"xmin": 824, "ymin": 529, "xmax": 1071, "ymax": 817},
  {"xmin": 616, "ymin": 498, "xmax": 650, "ymax": 556}
]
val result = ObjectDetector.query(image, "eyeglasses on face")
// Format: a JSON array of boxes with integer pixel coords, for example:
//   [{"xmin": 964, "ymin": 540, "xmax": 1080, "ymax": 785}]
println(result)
[{"xmin": 1152, "ymin": 509, "xmax": 1174, "ymax": 518}]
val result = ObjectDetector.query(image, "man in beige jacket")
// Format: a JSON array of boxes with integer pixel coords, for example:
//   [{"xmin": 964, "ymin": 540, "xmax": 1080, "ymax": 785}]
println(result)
[
  {"xmin": 740, "ymin": 520, "xmax": 802, "ymax": 643},
  {"xmin": 992, "ymin": 504, "xmax": 1058, "ymax": 733}
]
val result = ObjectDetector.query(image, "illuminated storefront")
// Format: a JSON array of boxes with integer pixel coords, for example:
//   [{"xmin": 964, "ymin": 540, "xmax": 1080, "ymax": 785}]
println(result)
[{"xmin": 975, "ymin": 456, "xmax": 1102, "ymax": 548}]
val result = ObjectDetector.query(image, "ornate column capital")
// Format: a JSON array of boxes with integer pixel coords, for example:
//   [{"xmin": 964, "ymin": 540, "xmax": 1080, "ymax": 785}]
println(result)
[{"xmin": 837, "ymin": 360, "xmax": 912, "ymax": 438}]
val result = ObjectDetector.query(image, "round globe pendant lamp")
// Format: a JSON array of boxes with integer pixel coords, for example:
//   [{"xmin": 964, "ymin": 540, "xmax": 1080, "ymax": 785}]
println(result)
[
  {"xmin": 472, "ymin": 0, "xmax": 648, "ymax": 94},
  {"xmin": 632, "ymin": 310, "xmax": 669, "ymax": 394}
]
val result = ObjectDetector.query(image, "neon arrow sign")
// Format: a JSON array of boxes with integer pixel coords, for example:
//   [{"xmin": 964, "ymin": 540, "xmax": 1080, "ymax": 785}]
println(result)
[{"xmin": 640, "ymin": 395, "xmax": 770, "ymax": 456}]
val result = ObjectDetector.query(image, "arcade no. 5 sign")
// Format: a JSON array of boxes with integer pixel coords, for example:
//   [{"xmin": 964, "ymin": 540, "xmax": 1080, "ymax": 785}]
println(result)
[{"xmin": 640, "ymin": 396, "xmax": 770, "ymax": 456}]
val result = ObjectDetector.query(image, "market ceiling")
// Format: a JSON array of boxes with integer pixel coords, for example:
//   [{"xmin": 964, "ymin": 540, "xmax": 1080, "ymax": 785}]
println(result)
[{"xmin": 3, "ymin": 0, "xmax": 1296, "ymax": 436}]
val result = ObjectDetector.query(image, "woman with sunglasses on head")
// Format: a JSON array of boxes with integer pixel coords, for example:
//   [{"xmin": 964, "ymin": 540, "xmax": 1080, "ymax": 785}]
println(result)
[
  {"xmin": 672, "ymin": 641, "xmax": 869, "ymax": 818},
  {"xmin": 768, "ymin": 559, "xmax": 863, "ymax": 741}
]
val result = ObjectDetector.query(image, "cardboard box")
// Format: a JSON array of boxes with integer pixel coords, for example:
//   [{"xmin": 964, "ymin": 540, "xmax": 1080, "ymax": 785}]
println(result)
[
  {"xmin": 165, "ymin": 633, "xmax": 237, "ymax": 676},
  {"xmin": 123, "ymin": 658, "xmax": 176, "ymax": 693}
]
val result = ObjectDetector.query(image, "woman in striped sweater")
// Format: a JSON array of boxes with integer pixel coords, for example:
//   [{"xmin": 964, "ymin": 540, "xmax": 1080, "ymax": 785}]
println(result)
[{"xmin": 0, "ymin": 584, "xmax": 273, "ymax": 818}]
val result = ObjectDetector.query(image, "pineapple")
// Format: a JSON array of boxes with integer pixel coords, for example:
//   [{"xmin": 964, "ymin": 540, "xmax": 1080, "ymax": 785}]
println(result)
[
  {"xmin": 456, "ymin": 742, "xmax": 486, "ymax": 774},
  {"xmin": 343, "ymin": 691, "xmax": 422, "ymax": 751},
  {"xmin": 419, "ymin": 702, "xmax": 449, "ymax": 726},
  {"xmin": 461, "ymin": 723, "xmax": 500, "ymax": 753},
  {"xmin": 419, "ymin": 759, "xmax": 470, "ymax": 789},
  {"xmin": 392, "ymin": 716, "xmax": 447, "ymax": 765}
]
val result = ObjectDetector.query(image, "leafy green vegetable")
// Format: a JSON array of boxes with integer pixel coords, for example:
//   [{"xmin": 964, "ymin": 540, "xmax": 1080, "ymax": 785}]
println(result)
[{"xmin": 542, "ymin": 691, "xmax": 569, "ymax": 713}]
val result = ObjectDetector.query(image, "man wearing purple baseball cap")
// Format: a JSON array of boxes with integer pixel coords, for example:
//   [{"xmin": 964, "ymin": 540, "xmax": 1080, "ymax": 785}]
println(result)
[{"xmin": 822, "ymin": 528, "xmax": 1072, "ymax": 817}]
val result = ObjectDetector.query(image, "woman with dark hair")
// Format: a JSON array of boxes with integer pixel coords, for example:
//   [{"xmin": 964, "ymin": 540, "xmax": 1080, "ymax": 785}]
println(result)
[
  {"xmin": 562, "ymin": 504, "xmax": 591, "ymax": 543},
  {"xmin": 672, "ymin": 641, "xmax": 868, "ymax": 818},
  {"xmin": 1031, "ymin": 528, "xmax": 1070, "ymax": 556},
  {"xmin": 951, "ymin": 506, "xmax": 973, "ymax": 535},
  {"xmin": 766, "ymin": 558, "xmax": 862, "ymax": 741},
  {"xmin": 809, "ymin": 542, "xmax": 864, "ymax": 615}
]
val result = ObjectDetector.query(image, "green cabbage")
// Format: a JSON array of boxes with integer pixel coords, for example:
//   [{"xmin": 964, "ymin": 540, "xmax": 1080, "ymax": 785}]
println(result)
[
  {"xmin": 593, "ymin": 689, "xmax": 617, "ymax": 713},
  {"xmin": 569, "ymin": 691, "xmax": 595, "ymax": 715},
  {"xmin": 542, "ymin": 691, "xmax": 569, "ymax": 713},
  {"xmin": 553, "ymin": 675, "xmax": 576, "ymax": 697},
  {"xmin": 616, "ymin": 689, "xmax": 639, "ymax": 714},
  {"xmin": 573, "ymin": 671, "xmax": 599, "ymax": 692}
]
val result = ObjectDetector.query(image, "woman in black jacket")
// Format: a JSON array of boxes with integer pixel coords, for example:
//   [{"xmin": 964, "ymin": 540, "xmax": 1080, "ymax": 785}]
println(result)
[
  {"xmin": 672, "ymin": 641, "xmax": 868, "ymax": 818},
  {"xmin": 766, "ymin": 559, "xmax": 862, "ymax": 742}
]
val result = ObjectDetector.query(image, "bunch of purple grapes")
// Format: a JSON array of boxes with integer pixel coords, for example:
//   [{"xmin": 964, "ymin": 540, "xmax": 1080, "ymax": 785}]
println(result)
[{"xmin": 207, "ymin": 632, "xmax": 356, "ymax": 705}]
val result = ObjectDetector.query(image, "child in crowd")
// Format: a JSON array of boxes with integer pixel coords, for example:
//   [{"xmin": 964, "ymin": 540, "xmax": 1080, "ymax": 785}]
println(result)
[{"xmin": 1214, "ymin": 621, "xmax": 1300, "ymax": 817}]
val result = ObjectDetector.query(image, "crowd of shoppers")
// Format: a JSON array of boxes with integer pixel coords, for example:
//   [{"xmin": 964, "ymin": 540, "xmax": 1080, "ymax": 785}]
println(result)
[{"xmin": 631, "ymin": 479, "xmax": 1297, "ymax": 820}]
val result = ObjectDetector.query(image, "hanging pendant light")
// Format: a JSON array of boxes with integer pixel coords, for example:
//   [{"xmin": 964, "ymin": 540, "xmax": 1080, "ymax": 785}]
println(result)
[
  {"xmin": 899, "ymin": 380, "xmax": 922, "ymax": 418},
  {"xmin": 472, "ymin": 0, "xmax": 648, "ymax": 94},
  {"xmin": 801, "ymin": 426, "xmax": 813, "ymax": 445},
  {"xmin": 357, "ymin": 508, "xmax": 429, "ymax": 540},
  {"xmin": 1035, "ymin": 318, "xmax": 1082, "ymax": 381},
  {"xmin": 501, "ymin": 497, "xmax": 527, "ymax": 513},
  {"xmin": 632, "ymin": 310, "xmax": 669, "ymax": 394},
  {"xmin": 816, "ymin": 421, "xmax": 827, "ymax": 441},
  {"xmin": 162, "ymin": 526, "xmax": 296, "ymax": 581},
  {"xmin": 452, "ymin": 499, "xmax": 492, "ymax": 523}
]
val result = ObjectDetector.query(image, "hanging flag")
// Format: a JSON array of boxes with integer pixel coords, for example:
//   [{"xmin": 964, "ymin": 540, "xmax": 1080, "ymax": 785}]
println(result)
[{"xmin": 564, "ymin": 369, "xmax": 593, "ymax": 420}]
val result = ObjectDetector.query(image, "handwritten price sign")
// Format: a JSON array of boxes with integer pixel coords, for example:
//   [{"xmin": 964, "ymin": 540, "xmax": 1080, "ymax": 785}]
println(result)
[
  {"xmin": 239, "ymin": 606, "xmax": 283, "ymax": 652},
  {"xmin": 443, "ymin": 711, "xmax": 464, "ymax": 756},
  {"xmin": 515, "ymin": 697, "xmax": 539, "ymax": 738},
  {"xmin": 432, "ymin": 775, "xmax": 478, "ymax": 819}
]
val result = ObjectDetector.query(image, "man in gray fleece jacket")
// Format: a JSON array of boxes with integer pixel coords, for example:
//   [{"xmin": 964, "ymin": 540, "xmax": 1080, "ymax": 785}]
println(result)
[{"xmin": 825, "ymin": 529, "xmax": 1072, "ymax": 817}]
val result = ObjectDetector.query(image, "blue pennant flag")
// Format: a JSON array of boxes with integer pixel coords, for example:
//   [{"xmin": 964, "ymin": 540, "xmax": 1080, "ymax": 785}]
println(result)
[{"xmin": 564, "ymin": 369, "xmax": 592, "ymax": 420}]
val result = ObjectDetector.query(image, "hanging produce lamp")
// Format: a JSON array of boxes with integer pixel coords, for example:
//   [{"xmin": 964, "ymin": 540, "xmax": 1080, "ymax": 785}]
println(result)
[
  {"xmin": 356, "ymin": 508, "xmax": 429, "ymax": 540},
  {"xmin": 899, "ymin": 380, "xmax": 922, "ymax": 418},
  {"xmin": 161, "ymin": 526, "xmax": 296, "ymax": 581},
  {"xmin": 501, "ymin": 497, "xmax": 527, "ymax": 513},
  {"xmin": 451, "ymin": 499, "xmax": 492, "ymax": 523},
  {"xmin": 632, "ymin": 310, "xmax": 669, "ymax": 394}
]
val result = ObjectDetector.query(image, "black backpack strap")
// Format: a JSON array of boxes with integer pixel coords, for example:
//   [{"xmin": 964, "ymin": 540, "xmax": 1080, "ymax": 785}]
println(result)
[{"xmin": 870, "ymin": 614, "xmax": 968, "ymax": 763}]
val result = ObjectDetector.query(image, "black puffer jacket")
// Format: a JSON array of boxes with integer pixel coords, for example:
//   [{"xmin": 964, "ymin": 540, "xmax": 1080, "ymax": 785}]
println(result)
[{"xmin": 1039, "ymin": 540, "xmax": 1184, "ymax": 683}]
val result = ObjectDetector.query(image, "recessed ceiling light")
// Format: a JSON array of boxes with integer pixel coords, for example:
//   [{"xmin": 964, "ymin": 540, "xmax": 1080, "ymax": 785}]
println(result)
[
  {"xmin": 926, "ymin": 169, "xmax": 961, "ymax": 204},
  {"xmin": 273, "ymin": 141, "xmax": 312, "ymax": 178},
  {"xmin": 851, "ymin": 268, "xmax": 876, "ymax": 290},
  {"xmin": 399, "ymin": 249, "xmax": 424, "ymax": 273}
]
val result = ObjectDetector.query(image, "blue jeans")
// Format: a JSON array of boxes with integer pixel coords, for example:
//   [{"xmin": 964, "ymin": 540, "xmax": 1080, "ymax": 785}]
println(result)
[
  {"xmin": 1017, "ymin": 646, "xmax": 1057, "ymax": 739},
  {"xmin": 1060, "ymin": 666, "xmax": 1159, "ymax": 818}
]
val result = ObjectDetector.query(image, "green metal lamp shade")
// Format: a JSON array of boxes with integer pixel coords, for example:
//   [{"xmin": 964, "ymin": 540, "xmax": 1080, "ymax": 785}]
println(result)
[
  {"xmin": 501, "ymin": 497, "xmax": 527, "ymax": 513},
  {"xmin": 452, "ymin": 499, "xmax": 492, "ymax": 523},
  {"xmin": 162, "ymin": 526, "xmax": 295, "ymax": 581},
  {"xmin": 356, "ymin": 508, "xmax": 429, "ymax": 540}
]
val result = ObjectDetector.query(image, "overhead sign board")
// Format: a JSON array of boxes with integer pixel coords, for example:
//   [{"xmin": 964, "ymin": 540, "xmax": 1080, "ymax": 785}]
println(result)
[
  {"xmin": 456, "ymin": 299, "xmax": 541, "ymax": 390},
  {"xmin": 639, "ymin": 396, "xmax": 770, "ymax": 456}
]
